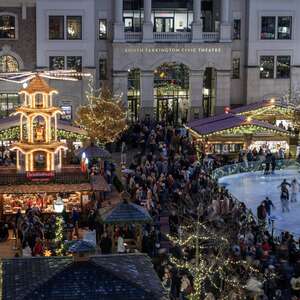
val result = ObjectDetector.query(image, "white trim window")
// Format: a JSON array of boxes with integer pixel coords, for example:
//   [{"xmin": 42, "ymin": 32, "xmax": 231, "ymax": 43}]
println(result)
[
  {"xmin": 260, "ymin": 16, "xmax": 292, "ymax": 40},
  {"xmin": 0, "ymin": 13, "xmax": 17, "ymax": 40},
  {"xmin": 260, "ymin": 55, "xmax": 291, "ymax": 79},
  {"xmin": 49, "ymin": 15, "xmax": 82, "ymax": 40}
]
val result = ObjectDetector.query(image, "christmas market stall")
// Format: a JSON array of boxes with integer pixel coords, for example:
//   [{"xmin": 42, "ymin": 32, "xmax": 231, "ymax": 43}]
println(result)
[
  {"xmin": 100, "ymin": 199, "xmax": 152, "ymax": 252},
  {"xmin": 0, "ymin": 75, "xmax": 109, "ymax": 223},
  {"xmin": 187, "ymin": 112, "xmax": 295, "ymax": 157},
  {"xmin": 230, "ymin": 99, "xmax": 300, "ymax": 129}
]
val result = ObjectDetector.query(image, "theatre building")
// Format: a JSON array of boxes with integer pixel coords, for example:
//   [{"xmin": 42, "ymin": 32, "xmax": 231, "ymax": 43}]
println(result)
[{"xmin": 0, "ymin": 0, "xmax": 299, "ymax": 123}]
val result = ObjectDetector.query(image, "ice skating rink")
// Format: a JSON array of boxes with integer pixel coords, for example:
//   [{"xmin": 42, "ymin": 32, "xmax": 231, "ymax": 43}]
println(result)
[{"xmin": 218, "ymin": 169, "xmax": 300, "ymax": 236}]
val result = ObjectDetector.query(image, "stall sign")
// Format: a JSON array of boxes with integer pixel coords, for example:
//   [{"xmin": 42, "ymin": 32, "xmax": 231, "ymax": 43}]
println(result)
[{"xmin": 26, "ymin": 171, "xmax": 55, "ymax": 182}]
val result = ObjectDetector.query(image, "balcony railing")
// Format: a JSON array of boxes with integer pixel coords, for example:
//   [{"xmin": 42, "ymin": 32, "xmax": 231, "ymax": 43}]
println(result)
[
  {"xmin": 202, "ymin": 32, "xmax": 220, "ymax": 42},
  {"xmin": 153, "ymin": 32, "xmax": 192, "ymax": 43},
  {"xmin": 124, "ymin": 31, "xmax": 221, "ymax": 43},
  {"xmin": 124, "ymin": 32, "xmax": 143, "ymax": 42}
]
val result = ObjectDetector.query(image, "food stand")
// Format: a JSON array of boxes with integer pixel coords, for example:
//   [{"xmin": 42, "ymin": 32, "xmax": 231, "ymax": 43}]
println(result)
[{"xmin": 187, "ymin": 112, "xmax": 294, "ymax": 157}]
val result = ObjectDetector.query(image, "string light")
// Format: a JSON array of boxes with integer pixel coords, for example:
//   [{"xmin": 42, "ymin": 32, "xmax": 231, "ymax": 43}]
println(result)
[
  {"xmin": 76, "ymin": 78, "xmax": 127, "ymax": 145},
  {"xmin": 54, "ymin": 215, "xmax": 64, "ymax": 256}
]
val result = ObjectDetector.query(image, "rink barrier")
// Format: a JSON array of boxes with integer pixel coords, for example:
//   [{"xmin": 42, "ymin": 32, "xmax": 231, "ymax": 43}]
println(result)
[
  {"xmin": 211, "ymin": 159, "xmax": 300, "ymax": 181},
  {"xmin": 212, "ymin": 159, "xmax": 300, "ymax": 238}
]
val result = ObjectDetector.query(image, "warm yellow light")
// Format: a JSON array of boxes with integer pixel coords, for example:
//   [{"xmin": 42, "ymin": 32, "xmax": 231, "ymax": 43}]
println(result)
[
  {"xmin": 246, "ymin": 117, "xmax": 252, "ymax": 122},
  {"xmin": 270, "ymin": 98, "xmax": 275, "ymax": 104}
]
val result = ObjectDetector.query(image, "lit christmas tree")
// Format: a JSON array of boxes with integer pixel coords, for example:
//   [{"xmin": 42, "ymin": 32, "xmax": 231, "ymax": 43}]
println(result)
[
  {"xmin": 76, "ymin": 80, "xmax": 127, "ymax": 145},
  {"xmin": 168, "ymin": 220, "xmax": 262, "ymax": 300}
]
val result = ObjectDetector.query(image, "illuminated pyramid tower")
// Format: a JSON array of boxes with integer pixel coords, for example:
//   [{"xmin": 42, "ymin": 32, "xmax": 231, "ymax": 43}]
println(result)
[{"xmin": 11, "ymin": 75, "xmax": 67, "ymax": 172}]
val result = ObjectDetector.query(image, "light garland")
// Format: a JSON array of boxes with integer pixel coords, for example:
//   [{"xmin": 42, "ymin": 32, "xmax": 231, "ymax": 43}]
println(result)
[
  {"xmin": 76, "ymin": 78, "xmax": 127, "ymax": 144},
  {"xmin": 167, "ymin": 220, "xmax": 262, "ymax": 299},
  {"xmin": 54, "ymin": 215, "xmax": 64, "ymax": 256}
]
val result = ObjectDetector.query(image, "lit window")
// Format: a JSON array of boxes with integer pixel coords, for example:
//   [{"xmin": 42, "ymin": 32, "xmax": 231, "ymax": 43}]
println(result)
[
  {"xmin": 67, "ymin": 16, "xmax": 82, "ymax": 40},
  {"xmin": 232, "ymin": 58, "xmax": 240, "ymax": 79},
  {"xmin": 276, "ymin": 56, "xmax": 290, "ymax": 79},
  {"xmin": 99, "ymin": 58, "xmax": 107, "ymax": 80},
  {"xmin": 49, "ymin": 16, "xmax": 64, "ymax": 40},
  {"xmin": 49, "ymin": 56, "xmax": 65, "ymax": 70},
  {"xmin": 233, "ymin": 19, "xmax": 241, "ymax": 40},
  {"xmin": 260, "ymin": 56, "xmax": 274, "ymax": 79},
  {"xmin": 261, "ymin": 17, "xmax": 275, "ymax": 39},
  {"xmin": 61, "ymin": 105, "xmax": 72, "ymax": 120},
  {"xmin": 0, "ymin": 55, "xmax": 19, "ymax": 72},
  {"xmin": 0, "ymin": 93, "xmax": 19, "ymax": 118},
  {"xmin": 278, "ymin": 16, "xmax": 292, "ymax": 39},
  {"xmin": 99, "ymin": 19, "xmax": 107, "ymax": 39},
  {"xmin": 0, "ymin": 15, "xmax": 15, "ymax": 39},
  {"xmin": 67, "ymin": 56, "xmax": 82, "ymax": 72}
]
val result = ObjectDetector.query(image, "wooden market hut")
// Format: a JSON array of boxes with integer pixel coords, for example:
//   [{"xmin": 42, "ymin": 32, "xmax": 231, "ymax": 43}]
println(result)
[
  {"xmin": 230, "ymin": 99, "xmax": 300, "ymax": 126},
  {"xmin": 187, "ymin": 112, "xmax": 295, "ymax": 157},
  {"xmin": 100, "ymin": 200, "xmax": 153, "ymax": 252}
]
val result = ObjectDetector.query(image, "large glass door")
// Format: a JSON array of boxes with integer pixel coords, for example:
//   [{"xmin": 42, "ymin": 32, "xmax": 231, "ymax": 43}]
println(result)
[
  {"xmin": 154, "ymin": 17, "xmax": 174, "ymax": 32},
  {"xmin": 156, "ymin": 97, "xmax": 179, "ymax": 124}
]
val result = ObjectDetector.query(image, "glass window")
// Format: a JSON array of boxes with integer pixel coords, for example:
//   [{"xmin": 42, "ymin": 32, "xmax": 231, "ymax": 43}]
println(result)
[
  {"xmin": 99, "ymin": 58, "xmax": 107, "ymax": 80},
  {"xmin": 260, "ymin": 56, "xmax": 274, "ymax": 79},
  {"xmin": 61, "ymin": 105, "xmax": 72, "ymax": 120},
  {"xmin": 174, "ymin": 12, "xmax": 188, "ymax": 32},
  {"xmin": 0, "ymin": 15, "xmax": 16, "ymax": 39},
  {"xmin": 278, "ymin": 16, "xmax": 292, "ymax": 39},
  {"xmin": 277, "ymin": 56, "xmax": 290, "ymax": 79},
  {"xmin": 233, "ymin": 19, "xmax": 241, "ymax": 40},
  {"xmin": 67, "ymin": 56, "xmax": 82, "ymax": 72},
  {"xmin": 0, "ymin": 94, "xmax": 19, "ymax": 118},
  {"xmin": 49, "ymin": 16, "xmax": 64, "ymax": 40},
  {"xmin": 67, "ymin": 16, "xmax": 82, "ymax": 40},
  {"xmin": 232, "ymin": 58, "xmax": 240, "ymax": 79},
  {"xmin": 261, "ymin": 16, "xmax": 275, "ymax": 39},
  {"xmin": 99, "ymin": 19, "xmax": 107, "ymax": 39},
  {"xmin": 123, "ymin": 11, "xmax": 143, "ymax": 32},
  {"xmin": 49, "ymin": 56, "xmax": 65, "ymax": 70},
  {"xmin": 0, "ymin": 55, "xmax": 19, "ymax": 73}
]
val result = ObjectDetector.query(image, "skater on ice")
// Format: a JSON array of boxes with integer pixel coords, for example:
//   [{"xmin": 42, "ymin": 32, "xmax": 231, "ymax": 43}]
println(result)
[
  {"xmin": 291, "ymin": 178, "xmax": 299, "ymax": 203},
  {"xmin": 278, "ymin": 179, "xmax": 291, "ymax": 213},
  {"xmin": 262, "ymin": 196, "xmax": 275, "ymax": 224}
]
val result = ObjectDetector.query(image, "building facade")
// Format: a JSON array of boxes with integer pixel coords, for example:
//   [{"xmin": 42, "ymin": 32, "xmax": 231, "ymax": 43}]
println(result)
[{"xmin": 0, "ymin": 0, "xmax": 299, "ymax": 123}]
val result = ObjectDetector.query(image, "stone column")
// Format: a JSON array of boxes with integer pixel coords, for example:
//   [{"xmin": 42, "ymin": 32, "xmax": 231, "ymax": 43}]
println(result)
[
  {"xmin": 143, "ymin": 0, "xmax": 153, "ymax": 42},
  {"xmin": 113, "ymin": 71, "xmax": 128, "ymax": 105},
  {"xmin": 140, "ymin": 70, "xmax": 154, "ymax": 119},
  {"xmin": 220, "ymin": 0, "xmax": 231, "ymax": 42},
  {"xmin": 189, "ymin": 70, "xmax": 204, "ymax": 120},
  {"xmin": 113, "ymin": 0, "xmax": 125, "ymax": 42},
  {"xmin": 192, "ymin": 0, "xmax": 203, "ymax": 42},
  {"xmin": 216, "ymin": 70, "xmax": 231, "ymax": 114}
]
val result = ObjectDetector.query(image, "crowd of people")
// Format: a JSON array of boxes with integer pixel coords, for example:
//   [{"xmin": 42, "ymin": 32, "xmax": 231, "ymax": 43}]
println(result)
[
  {"xmin": 119, "ymin": 120, "xmax": 300, "ymax": 300},
  {"xmin": 2, "ymin": 118, "xmax": 300, "ymax": 299}
]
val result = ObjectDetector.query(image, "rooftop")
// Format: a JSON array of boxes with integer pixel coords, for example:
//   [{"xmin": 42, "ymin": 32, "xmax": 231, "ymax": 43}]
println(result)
[
  {"xmin": 1, "ymin": 254, "xmax": 166, "ymax": 300},
  {"xmin": 19, "ymin": 75, "xmax": 57, "ymax": 95}
]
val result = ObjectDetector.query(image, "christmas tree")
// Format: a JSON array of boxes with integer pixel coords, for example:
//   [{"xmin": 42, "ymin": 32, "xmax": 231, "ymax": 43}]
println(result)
[{"xmin": 76, "ymin": 80, "xmax": 127, "ymax": 145}]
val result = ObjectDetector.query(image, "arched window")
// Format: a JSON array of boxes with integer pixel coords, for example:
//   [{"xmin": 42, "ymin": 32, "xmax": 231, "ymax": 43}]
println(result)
[
  {"xmin": 0, "ymin": 55, "xmax": 19, "ymax": 72},
  {"xmin": 0, "ymin": 15, "xmax": 16, "ymax": 39}
]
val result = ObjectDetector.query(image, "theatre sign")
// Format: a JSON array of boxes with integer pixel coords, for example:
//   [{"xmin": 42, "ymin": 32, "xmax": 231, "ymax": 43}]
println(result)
[
  {"xmin": 124, "ymin": 47, "xmax": 222, "ymax": 54},
  {"xmin": 113, "ymin": 43, "xmax": 231, "ymax": 71}
]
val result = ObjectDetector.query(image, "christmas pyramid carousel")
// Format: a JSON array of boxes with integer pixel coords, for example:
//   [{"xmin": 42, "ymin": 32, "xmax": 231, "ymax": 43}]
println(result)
[{"xmin": 10, "ymin": 75, "xmax": 67, "ymax": 172}]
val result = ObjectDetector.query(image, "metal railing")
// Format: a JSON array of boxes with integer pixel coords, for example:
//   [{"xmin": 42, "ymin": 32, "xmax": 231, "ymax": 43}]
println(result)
[{"xmin": 212, "ymin": 159, "xmax": 300, "ymax": 181}]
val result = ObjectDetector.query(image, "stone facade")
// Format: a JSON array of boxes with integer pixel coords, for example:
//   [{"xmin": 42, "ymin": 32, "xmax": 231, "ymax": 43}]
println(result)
[{"xmin": 0, "ymin": 6, "xmax": 36, "ymax": 70}]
